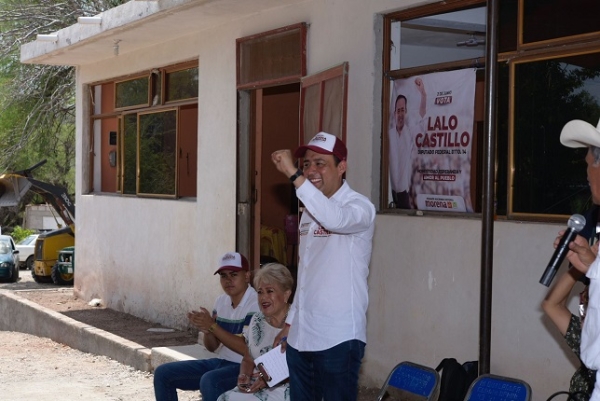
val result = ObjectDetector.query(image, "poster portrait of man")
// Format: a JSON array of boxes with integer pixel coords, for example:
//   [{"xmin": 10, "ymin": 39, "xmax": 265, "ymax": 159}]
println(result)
[{"xmin": 388, "ymin": 68, "xmax": 476, "ymax": 212}]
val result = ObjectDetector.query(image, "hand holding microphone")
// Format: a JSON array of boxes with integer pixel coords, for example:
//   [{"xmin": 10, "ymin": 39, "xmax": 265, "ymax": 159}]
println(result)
[{"xmin": 540, "ymin": 214, "xmax": 586, "ymax": 287}]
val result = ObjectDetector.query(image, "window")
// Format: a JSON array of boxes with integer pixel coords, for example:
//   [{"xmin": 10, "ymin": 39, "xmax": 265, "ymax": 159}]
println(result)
[
  {"xmin": 522, "ymin": 0, "xmax": 599, "ymax": 45},
  {"xmin": 138, "ymin": 110, "xmax": 177, "ymax": 197},
  {"xmin": 236, "ymin": 23, "xmax": 307, "ymax": 89},
  {"xmin": 383, "ymin": 3, "xmax": 488, "ymax": 213},
  {"xmin": 115, "ymin": 76, "xmax": 150, "ymax": 110},
  {"xmin": 301, "ymin": 63, "xmax": 348, "ymax": 144},
  {"xmin": 90, "ymin": 61, "xmax": 198, "ymax": 198},
  {"xmin": 382, "ymin": 0, "xmax": 600, "ymax": 219},
  {"xmin": 511, "ymin": 55, "xmax": 600, "ymax": 216},
  {"xmin": 121, "ymin": 113, "xmax": 138, "ymax": 195},
  {"xmin": 165, "ymin": 67, "xmax": 198, "ymax": 103}
]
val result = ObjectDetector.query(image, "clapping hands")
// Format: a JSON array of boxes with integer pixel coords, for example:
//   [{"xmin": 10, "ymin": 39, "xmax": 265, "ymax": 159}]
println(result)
[{"xmin": 188, "ymin": 307, "xmax": 214, "ymax": 334}]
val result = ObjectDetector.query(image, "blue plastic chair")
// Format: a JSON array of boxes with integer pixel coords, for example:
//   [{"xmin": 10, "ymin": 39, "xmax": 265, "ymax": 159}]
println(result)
[
  {"xmin": 464, "ymin": 373, "xmax": 532, "ymax": 401},
  {"xmin": 376, "ymin": 361, "xmax": 440, "ymax": 401}
]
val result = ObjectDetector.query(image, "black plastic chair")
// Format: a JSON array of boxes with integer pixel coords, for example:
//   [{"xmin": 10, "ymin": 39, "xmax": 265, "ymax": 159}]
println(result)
[{"xmin": 376, "ymin": 361, "xmax": 440, "ymax": 401}]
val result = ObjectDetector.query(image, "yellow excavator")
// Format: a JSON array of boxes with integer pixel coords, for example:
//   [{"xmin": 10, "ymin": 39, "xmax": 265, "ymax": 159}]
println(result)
[{"xmin": 0, "ymin": 160, "xmax": 75, "ymax": 285}]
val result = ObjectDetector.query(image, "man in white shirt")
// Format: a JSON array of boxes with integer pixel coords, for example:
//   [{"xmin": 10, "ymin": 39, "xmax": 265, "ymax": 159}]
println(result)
[
  {"xmin": 271, "ymin": 132, "xmax": 376, "ymax": 401},
  {"xmin": 557, "ymin": 119, "xmax": 600, "ymax": 401},
  {"xmin": 388, "ymin": 77, "xmax": 427, "ymax": 209},
  {"xmin": 154, "ymin": 252, "xmax": 258, "ymax": 401}
]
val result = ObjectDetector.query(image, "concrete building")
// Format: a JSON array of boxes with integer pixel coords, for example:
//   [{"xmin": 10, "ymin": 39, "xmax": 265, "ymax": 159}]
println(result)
[
  {"xmin": 23, "ymin": 204, "xmax": 67, "ymax": 231},
  {"xmin": 19, "ymin": 1, "xmax": 598, "ymax": 399}
]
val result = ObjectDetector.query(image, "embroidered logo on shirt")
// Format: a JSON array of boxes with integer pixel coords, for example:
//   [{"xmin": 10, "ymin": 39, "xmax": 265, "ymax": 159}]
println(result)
[
  {"xmin": 299, "ymin": 222, "xmax": 310, "ymax": 236},
  {"xmin": 313, "ymin": 226, "xmax": 331, "ymax": 237}
]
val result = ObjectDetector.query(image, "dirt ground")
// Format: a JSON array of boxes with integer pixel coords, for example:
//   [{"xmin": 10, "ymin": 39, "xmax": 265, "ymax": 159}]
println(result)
[
  {"xmin": 16, "ymin": 287, "xmax": 199, "ymax": 349},
  {"xmin": 2, "ymin": 282, "xmax": 381, "ymax": 400},
  {"xmin": 0, "ymin": 331, "xmax": 162, "ymax": 401}
]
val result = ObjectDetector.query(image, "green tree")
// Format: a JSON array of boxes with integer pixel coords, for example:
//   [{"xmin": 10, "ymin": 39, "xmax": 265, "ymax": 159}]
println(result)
[
  {"xmin": 11, "ymin": 225, "xmax": 34, "ymax": 243},
  {"xmin": 0, "ymin": 0, "xmax": 126, "ymax": 229}
]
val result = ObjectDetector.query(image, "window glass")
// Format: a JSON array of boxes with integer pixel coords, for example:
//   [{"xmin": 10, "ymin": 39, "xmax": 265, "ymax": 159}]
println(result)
[
  {"xmin": 237, "ymin": 24, "xmax": 306, "ymax": 89},
  {"xmin": 138, "ymin": 110, "xmax": 177, "ymax": 196},
  {"xmin": 498, "ymin": 0, "xmax": 518, "ymax": 53},
  {"xmin": 495, "ymin": 63, "xmax": 509, "ymax": 216},
  {"xmin": 115, "ymin": 77, "xmax": 149, "ymax": 109},
  {"xmin": 383, "ymin": 1, "xmax": 600, "ymax": 218},
  {"xmin": 122, "ymin": 114, "xmax": 137, "ymax": 195},
  {"xmin": 393, "ymin": 7, "xmax": 486, "ymax": 70},
  {"xmin": 301, "ymin": 63, "xmax": 348, "ymax": 144},
  {"xmin": 523, "ymin": 0, "xmax": 600, "ymax": 44},
  {"xmin": 165, "ymin": 67, "xmax": 198, "ymax": 102},
  {"xmin": 92, "ymin": 61, "xmax": 198, "ymax": 199},
  {"xmin": 18, "ymin": 235, "xmax": 37, "ymax": 245},
  {"xmin": 321, "ymin": 75, "xmax": 344, "ymax": 138},
  {"xmin": 512, "ymin": 55, "xmax": 600, "ymax": 215},
  {"xmin": 301, "ymin": 84, "xmax": 320, "ymax": 141}
]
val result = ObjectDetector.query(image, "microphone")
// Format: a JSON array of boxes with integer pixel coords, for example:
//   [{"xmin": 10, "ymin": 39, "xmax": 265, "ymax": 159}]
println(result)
[{"xmin": 539, "ymin": 214, "xmax": 586, "ymax": 287}]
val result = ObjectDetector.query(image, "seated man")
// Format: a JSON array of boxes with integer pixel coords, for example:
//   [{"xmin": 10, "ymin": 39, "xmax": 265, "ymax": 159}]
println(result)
[{"xmin": 154, "ymin": 252, "xmax": 259, "ymax": 401}]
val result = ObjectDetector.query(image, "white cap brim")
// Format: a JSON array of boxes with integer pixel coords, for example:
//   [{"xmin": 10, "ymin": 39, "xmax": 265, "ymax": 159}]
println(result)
[{"xmin": 560, "ymin": 119, "xmax": 600, "ymax": 148}]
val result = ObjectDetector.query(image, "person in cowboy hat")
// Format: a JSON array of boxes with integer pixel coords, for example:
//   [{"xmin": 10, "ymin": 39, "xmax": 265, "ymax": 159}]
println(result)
[{"xmin": 554, "ymin": 119, "xmax": 600, "ymax": 401}]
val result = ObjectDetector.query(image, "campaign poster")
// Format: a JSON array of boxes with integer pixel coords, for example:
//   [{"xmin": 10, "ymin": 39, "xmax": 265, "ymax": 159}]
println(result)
[{"xmin": 388, "ymin": 68, "xmax": 476, "ymax": 212}]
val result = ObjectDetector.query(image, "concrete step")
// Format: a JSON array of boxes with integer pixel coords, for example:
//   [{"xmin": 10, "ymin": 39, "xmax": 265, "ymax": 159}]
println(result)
[{"xmin": 152, "ymin": 344, "xmax": 218, "ymax": 368}]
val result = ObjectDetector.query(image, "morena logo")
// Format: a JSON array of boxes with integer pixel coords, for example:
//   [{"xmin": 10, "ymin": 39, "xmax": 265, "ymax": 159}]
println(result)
[
  {"xmin": 222, "ymin": 253, "xmax": 236, "ymax": 261},
  {"xmin": 313, "ymin": 135, "xmax": 327, "ymax": 142}
]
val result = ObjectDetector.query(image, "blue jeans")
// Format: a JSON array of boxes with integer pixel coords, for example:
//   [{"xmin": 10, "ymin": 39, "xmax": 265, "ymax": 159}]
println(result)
[
  {"xmin": 153, "ymin": 358, "xmax": 239, "ymax": 401},
  {"xmin": 286, "ymin": 340, "xmax": 365, "ymax": 401}
]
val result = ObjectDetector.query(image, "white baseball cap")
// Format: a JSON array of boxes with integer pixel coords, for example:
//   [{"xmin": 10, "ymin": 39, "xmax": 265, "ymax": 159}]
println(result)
[
  {"xmin": 214, "ymin": 252, "xmax": 249, "ymax": 275},
  {"xmin": 294, "ymin": 132, "xmax": 348, "ymax": 161}
]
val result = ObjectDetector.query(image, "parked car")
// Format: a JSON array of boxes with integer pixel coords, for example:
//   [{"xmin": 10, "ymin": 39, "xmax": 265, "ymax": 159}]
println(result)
[
  {"xmin": 16, "ymin": 234, "xmax": 39, "ymax": 270},
  {"xmin": 0, "ymin": 235, "xmax": 19, "ymax": 282}
]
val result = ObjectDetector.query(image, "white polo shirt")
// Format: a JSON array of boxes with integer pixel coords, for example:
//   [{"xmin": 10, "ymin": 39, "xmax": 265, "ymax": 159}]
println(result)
[
  {"xmin": 286, "ymin": 180, "xmax": 375, "ymax": 351},
  {"xmin": 212, "ymin": 285, "xmax": 258, "ymax": 363}
]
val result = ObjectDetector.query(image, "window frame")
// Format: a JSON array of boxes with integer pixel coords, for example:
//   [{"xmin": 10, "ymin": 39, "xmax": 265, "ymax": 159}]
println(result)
[
  {"xmin": 236, "ymin": 22, "xmax": 307, "ymax": 90},
  {"xmin": 114, "ymin": 74, "xmax": 151, "ymax": 111},
  {"xmin": 506, "ymin": 48, "xmax": 600, "ymax": 219},
  {"xmin": 163, "ymin": 62, "xmax": 199, "ymax": 104},
  {"xmin": 300, "ymin": 63, "xmax": 348, "ymax": 145},
  {"xmin": 381, "ymin": 0, "xmax": 486, "ymax": 215},
  {"xmin": 89, "ymin": 60, "xmax": 198, "ymax": 199},
  {"xmin": 381, "ymin": 0, "xmax": 600, "ymax": 221},
  {"xmin": 136, "ymin": 108, "xmax": 179, "ymax": 198}
]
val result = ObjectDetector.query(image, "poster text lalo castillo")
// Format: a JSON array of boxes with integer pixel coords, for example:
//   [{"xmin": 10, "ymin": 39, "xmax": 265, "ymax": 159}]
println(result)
[{"xmin": 414, "ymin": 114, "xmax": 471, "ymax": 148}]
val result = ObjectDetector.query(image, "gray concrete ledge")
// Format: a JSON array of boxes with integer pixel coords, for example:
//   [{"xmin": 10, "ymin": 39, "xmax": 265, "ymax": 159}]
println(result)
[
  {"xmin": 0, "ymin": 289, "xmax": 152, "ymax": 371},
  {"xmin": 152, "ymin": 344, "xmax": 218, "ymax": 368},
  {"xmin": 0, "ymin": 289, "xmax": 219, "ymax": 373}
]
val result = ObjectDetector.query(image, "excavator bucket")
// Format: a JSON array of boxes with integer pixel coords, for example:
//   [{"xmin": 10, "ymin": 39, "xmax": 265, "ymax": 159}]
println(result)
[{"xmin": 0, "ymin": 175, "xmax": 33, "ymax": 207}]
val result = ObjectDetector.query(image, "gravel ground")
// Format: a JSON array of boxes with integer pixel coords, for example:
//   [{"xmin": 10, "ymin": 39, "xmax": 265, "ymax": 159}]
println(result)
[
  {"xmin": 0, "ymin": 331, "xmax": 200, "ymax": 401},
  {"xmin": 0, "ymin": 273, "xmax": 201, "ymax": 400},
  {"xmin": 0, "ymin": 272, "xmax": 381, "ymax": 401},
  {"xmin": 0, "ymin": 330, "xmax": 380, "ymax": 401}
]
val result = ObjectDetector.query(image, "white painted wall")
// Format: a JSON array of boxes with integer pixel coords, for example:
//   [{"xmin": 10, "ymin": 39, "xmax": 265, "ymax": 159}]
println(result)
[
  {"xmin": 68, "ymin": 0, "xmax": 581, "ymax": 399},
  {"xmin": 23, "ymin": 204, "xmax": 66, "ymax": 231},
  {"xmin": 364, "ymin": 214, "xmax": 580, "ymax": 399}
]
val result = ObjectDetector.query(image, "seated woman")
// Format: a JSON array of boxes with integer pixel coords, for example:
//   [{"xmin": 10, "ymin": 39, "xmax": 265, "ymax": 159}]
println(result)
[{"xmin": 218, "ymin": 263, "xmax": 293, "ymax": 401}]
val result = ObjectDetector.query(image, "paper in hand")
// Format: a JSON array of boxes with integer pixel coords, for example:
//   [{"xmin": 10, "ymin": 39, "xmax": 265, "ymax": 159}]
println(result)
[{"xmin": 254, "ymin": 344, "xmax": 289, "ymax": 387}]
